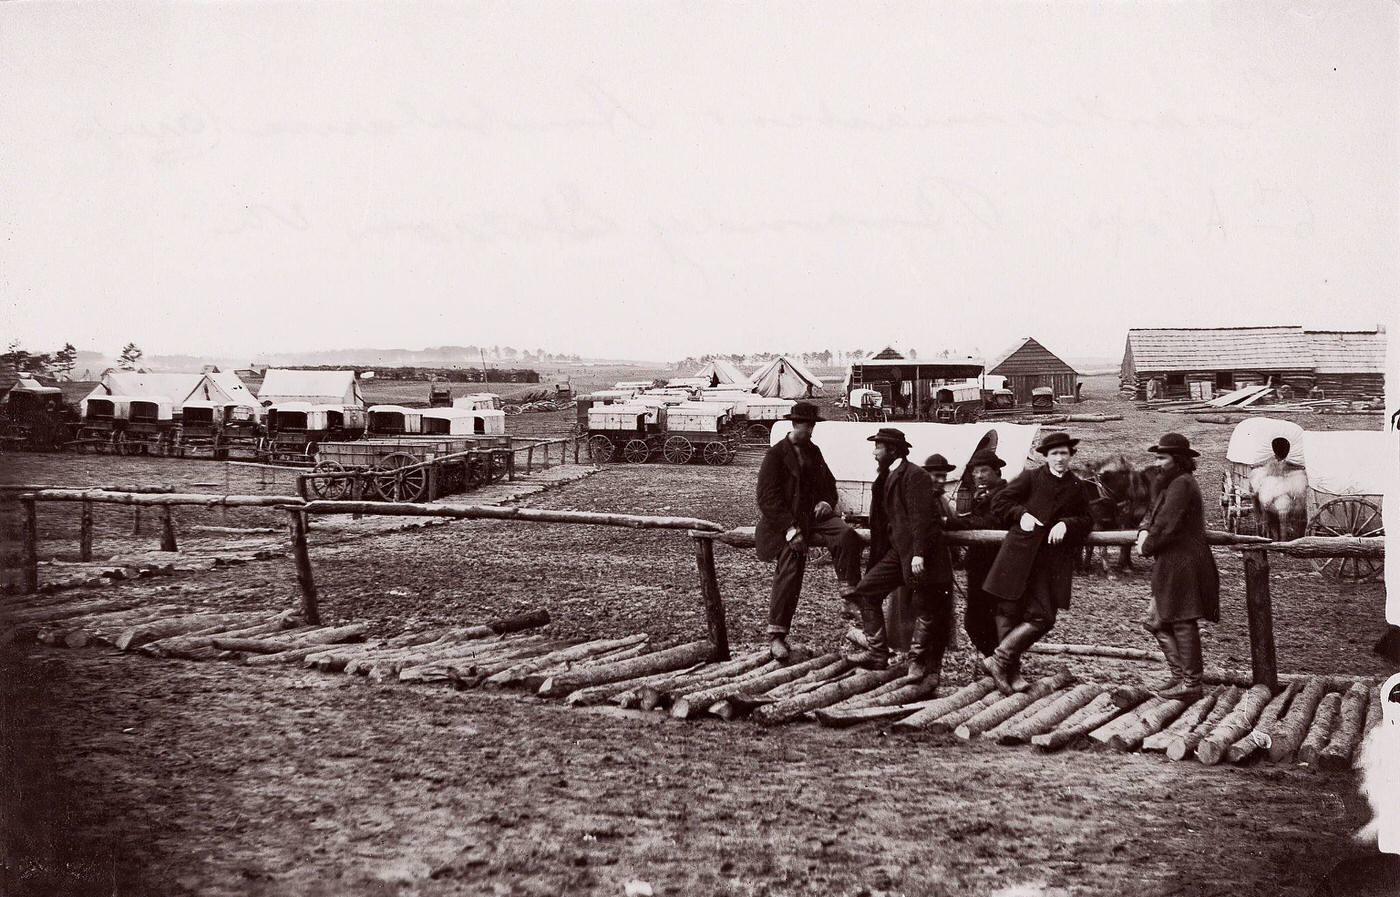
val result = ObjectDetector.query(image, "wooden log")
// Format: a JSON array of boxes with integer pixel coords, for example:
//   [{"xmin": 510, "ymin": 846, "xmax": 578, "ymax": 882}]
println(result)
[
  {"xmin": 45, "ymin": 604, "xmax": 187, "ymax": 648},
  {"xmin": 1089, "ymin": 697, "xmax": 1167, "ymax": 748},
  {"xmin": 485, "ymin": 634, "xmax": 649, "ymax": 686},
  {"xmin": 385, "ymin": 636, "xmax": 551, "ymax": 681},
  {"xmin": 457, "ymin": 609, "xmax": 551, "ymax": 640},
  {"xmin": 634, "ymin": 650, "xmax": 771, "ymax": 710},
  {"xmin": 212, "ymin": 623, "xmax": 369, "ymax": 654},
  {"xmin": 3, "ymin": 597, "xmax": 144, "ymax": 626},
  {"xmin": 711, "ymin": 526, "xmax": 1271, "ymax": 550},
  {"xmin": 671, "ymin": 653, "xmax": 841, "ymax": 719},
  {"xmin": 1109, "ymin": 686, "xmax": 1153, "ymax": 709},
  {"xmin": 1242, "ymin": 536, "xmax": 1385, "ymax": 559},
  {"xmin": 537, "ymin": 640, "xmax": 715, "ymax": 698},
  {"xmin": 833, "ymin": 674, "xmax": 945, "ymax": 713},
  {"xmin": 300, "ymin": 499, "xmax": 725, "ymax": 534},
  {"xmin": 31, "ymin": 489, "xmax": 301, "ymax": 508},
  {"xmin": 1031, "ymin": 693, "xmax": 1132, "ymax": 752},
  {"xmin": 993, "ymin": 684, "xmax": 1104, "ymax": 746},
  {"xmin": 751, "ymin": 665, "xmax": 908, "ymax": 726},
  {"xmin": 922, "ymin": 691, "xmax": 1003, "ymax": 736},
  {"xmin": 955, "ymin": 672, "xmax": 1075, "ymax": 740},
  {"xmin": 1167, "ymin": 686, "xmax": 1244, "ymax": 761},
  {"xmin": 564, "ymin": 662, "xmax": 710, "ymax": 707},
  {"xmin": 250, "ymin": 639, "xmax": 385, "ymax": 668},
  {"xmin": 1319, "ymin": 682, "xmax": 1371, "ymax": 770},
  {"xmin": 159, "ymin": 506, "xmax": 178, "ymax": 552},
  {"xmin": 1195, "ymin": 684, "xmax": 1274, "ymax": 765},
  {"xmin": 1267, "ymin": 677, "xmax": 1330, "ymax": 762},
  {"xmin": 446, "ymin": 640, "xmax": 618, "ymax": 688},
  {"xmin": 1225, "ymin": 681, "xmax": 1300, "ymax": 764},
  {"xmin": 814, "ymin": 698, "xmax": 945, "ymax": 728},
  {"xmin": 693, "ymin": 536, "xmax": 730, "ymax": 661},
  {"xmin": 21, "ymin": 497, "xmax": 38, "ymax": 594},
  {"xmin": 1028, "ymin": 643, "xmax": 1161, "ymax": 662},
  {"xmin": 1142, "ymin": 690, "xmax": 1219, "ymax": 753},
  {"xmin": 1241, "ymin": 549, "xmax": 1278, "ymax": 690},
  {"xmin": 114, "ymin": 611, "xmax": 271, "ymax": 652},
  {"xmin": 287, "ymin": 510, "xmax": 319, "ymax": 625},
  {"xmin": 1109, "ymin": 697, "xmax": 1192, "ymax": 752},
  {"xmin": 1353, "ymin": 687, "xmax": 1383, "ymax": 771},
  {"xmin": 1297, "ymin": 691, "xmax": 1342, "ymax": 766},
  {"xmin": 892, "ymin": 677, "xmax": 999, "ymax": 732},
  {"xmin": 79, "ymin": 499, "xmax": 93, "ymax": 562},
  {"xmin": 142, "ymin": 615, "xmax": 304, "ymax": 657},
  {"xmin": 754, "ymin": 659, "xmax": 853, "ymax": 700}
]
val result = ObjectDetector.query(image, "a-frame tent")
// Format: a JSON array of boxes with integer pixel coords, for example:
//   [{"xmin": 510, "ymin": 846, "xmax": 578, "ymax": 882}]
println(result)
[{"xmin": 750, "ymin": 356, "xmax": 823, "ymax": 398}]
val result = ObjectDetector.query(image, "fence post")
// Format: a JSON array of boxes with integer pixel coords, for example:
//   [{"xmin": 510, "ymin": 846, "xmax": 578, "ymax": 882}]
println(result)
[
  {"xmin": 132, "ymin": 507, "xmax": 142, "ymax": 535},
  {"xmin": 160, "ymin": 505, "xmax": 178, "ymax": 552},
  {"xmin": 1242, "ymin": 549, "xmax": 1278, "ymax": 690},
  {"xmin": 693, "ymin": 535, "xmax": 730, "ymax": 661},
  {"xmin": 527, "ymin": 444, "xmax": 534, "ymax": 474},
  {"xmin": 21, "ymin": 497, "xmax": 39, "ymax": 593},
  {"xmin": 351, "ymin": 475, "xmax": 363, "ymax": 520},
  {"xmin": 80, "ymin": 499, "xmax": 93, "ymax": 561},
  {"xmin": 287, "ymin": 509, "xmax": 320, "ymax": 624},
  {"xmin": 574, "ymin": 435, "xmax": 579, "ymax": 464}
]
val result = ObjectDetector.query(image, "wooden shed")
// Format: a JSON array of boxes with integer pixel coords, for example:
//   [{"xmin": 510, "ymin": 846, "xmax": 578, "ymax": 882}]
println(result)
[
  {"xmin": 1305, "ymin": 329, "xmax": 1387, "ymax": 400},
  {"xmin": 986, "ymin": 338, "xmax": 1081, "ymax": 405},
  {"xmin": 1121, "ymin": 327, "xmax": 1317, "ymax": 400}
]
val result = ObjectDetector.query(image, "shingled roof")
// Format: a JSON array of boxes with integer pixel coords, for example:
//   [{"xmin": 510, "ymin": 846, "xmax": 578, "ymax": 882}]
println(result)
[
  {"xmin": 1305, "ymin": 330, "xmax": 1387, "ymax": 374},
  {"xmin": 987, "ymin": 337, "xmax": 1079, "ymax": 376},
  {"xmin": 1125, "ymin": 327, "xmax": 1315, "ymax": 373}
]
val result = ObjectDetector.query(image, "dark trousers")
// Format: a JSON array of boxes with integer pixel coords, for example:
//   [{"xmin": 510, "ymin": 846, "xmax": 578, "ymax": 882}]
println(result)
[
  {"xmin": 963, "ymin": 551, "xmax": 999, "ymax": 656},
  {"xmin": 767, "ymin": 514, "xmax": 863, "ymax": 636},
  {"xmin": 850, "ymin": 549, "xmax": 952, "ymax": 664}
]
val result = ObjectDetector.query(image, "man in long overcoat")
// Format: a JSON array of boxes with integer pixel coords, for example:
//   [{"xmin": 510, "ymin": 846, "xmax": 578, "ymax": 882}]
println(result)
[
  {"xmin": 1136, "ymin": 432, "xmax": 1219, "ymax": 700},
  {"xmin": 984, "ymin": 431, "xmax": 1094, "ymax": 693},
  {"xmin": 845, "ymin": 429, "xmax": 951, "ymax": 681},
  {"xmin": 755, "ymin": 401, "xmax": 864, "ymax": 661},
  {"xmin": 942, "ymin": 448, "xmax": 1009, "ymax": 661}
]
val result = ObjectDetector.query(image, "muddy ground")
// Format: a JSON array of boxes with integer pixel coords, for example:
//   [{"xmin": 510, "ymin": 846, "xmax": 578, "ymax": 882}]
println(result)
[{"xmin": 1, "ymin": 374, "xmax": 1392, "ymax": 896}]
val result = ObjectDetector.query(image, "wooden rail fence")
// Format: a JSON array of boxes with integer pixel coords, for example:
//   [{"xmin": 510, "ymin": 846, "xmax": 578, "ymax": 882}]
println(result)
[{"xmin": 3, "ymin": 485, "xmax": 1384, "ymax": 686}]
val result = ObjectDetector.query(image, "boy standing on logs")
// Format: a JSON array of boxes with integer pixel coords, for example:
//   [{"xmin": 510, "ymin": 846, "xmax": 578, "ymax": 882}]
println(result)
[
  {"xmin": 942, "ymin": 449, "xmax": 1009, "ymax": 664},
  {"xmin": 984, "ymin": 432, "xmax": 1094, "ymax": 694},
  {"xmin": 755, "ymin": 401, "xmax": 864, "ymax": 662},
  {"xmin": 845, "ymin": 429, "xmax": 951, "ymax": 683}
]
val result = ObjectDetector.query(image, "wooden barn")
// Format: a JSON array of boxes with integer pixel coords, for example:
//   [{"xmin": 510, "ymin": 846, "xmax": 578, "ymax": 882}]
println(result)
[
  {"xmin": 1120, "ymin": 326, "xmax": 1386, "ymax": 400},
  {"xmin": 1305, "ymin": 329, "xmax": 1387, "ymax": 399},
  {"xmin": 986, "ymin": 337, "xmax": 1081, "ymax": 405}
]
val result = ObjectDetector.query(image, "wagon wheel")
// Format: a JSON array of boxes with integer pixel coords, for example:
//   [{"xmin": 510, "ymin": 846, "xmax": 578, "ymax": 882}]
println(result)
[
  {"xmin": 663, "ymin": 435, "xmax": 694, "ymax": 465},
  {"xmin": 622, "ymin": 438, "xmax": 651, "ymax": 464},
  {"xmin": 1306, "ymin": 496, "xmax": 1384, "ymax": 582},
  {"xmin": 846, "ymin": 410, "xmax": 862, "ymax": 422},
  {"xmin": 587, "ymin": 435, "xmax": 615, "ymax": 464},
  {"xmin": 373, "ymin": 452, "xmax": 429, "ymax": 503},
  {"xmin": 745, "ymin": 422, "xmax": 771, "ymax": 444},
  {"xmin": 309, "ymin": 461, "xmax": 351, "ymax": 500},
  {"xmin": 702, "ymin": 441, "xmax": 729, "ymax": 466}
]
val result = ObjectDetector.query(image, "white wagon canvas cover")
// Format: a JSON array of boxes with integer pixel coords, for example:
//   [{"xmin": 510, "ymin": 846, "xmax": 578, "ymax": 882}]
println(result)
[
  {"xmin": 1225, "ymin": 417, "xmax": 1307, "ymax": 467},
  {"xmin": 1301, "ymin": 430, "xmax": 1388, "ymax": 498},
  {"xmin": 257, "ymin": 369, "xmax": 363, "ymax": 407}
]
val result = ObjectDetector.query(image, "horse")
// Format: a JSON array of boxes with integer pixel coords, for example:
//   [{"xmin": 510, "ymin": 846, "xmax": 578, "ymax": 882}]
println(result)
[
  {"xmin": 1248, "ymin": 439, "xmax": 1308, "ymax": 541},
  {"xmin": 1079, "ymin": 455, "xmax": 1161, "ymax": 576}
]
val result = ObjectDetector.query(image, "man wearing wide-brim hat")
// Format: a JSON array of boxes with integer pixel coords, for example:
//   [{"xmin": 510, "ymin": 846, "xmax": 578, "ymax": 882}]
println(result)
[
  {"xmin": 755, "ymin": 401, "xmax": 864, "ymax": 661},
  {"xmin": 984, "ymin": 431, "xmax": 1094, "ymax": 694},
  {"xmin": 941, "ymin": 447, "xmax": 1010, "ymax": 661},
  {"xmin": 844, "ymin": 428, "xmax": 951, "ymax": 682},
  {"xmin": 1135, "ymin": 433, "xmax": 1219, "ymax": 701}
]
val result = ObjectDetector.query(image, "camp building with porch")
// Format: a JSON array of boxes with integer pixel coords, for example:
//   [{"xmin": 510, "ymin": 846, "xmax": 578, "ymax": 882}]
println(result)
[{"xmin": 1121, "ymin": 326, "xmax": 1387, "ymax": 400}]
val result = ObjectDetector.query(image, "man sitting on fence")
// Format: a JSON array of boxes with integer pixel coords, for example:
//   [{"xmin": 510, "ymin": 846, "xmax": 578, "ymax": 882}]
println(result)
[{"xmin": 755, "ymin": 401, "xmax": 864, "ymax": 662}]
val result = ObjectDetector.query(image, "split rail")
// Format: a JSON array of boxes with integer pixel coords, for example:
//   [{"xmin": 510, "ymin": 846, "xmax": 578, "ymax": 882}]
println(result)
[{"xmin": 1, "ymin": 484, "xmax": 1384, "ymax": 688}]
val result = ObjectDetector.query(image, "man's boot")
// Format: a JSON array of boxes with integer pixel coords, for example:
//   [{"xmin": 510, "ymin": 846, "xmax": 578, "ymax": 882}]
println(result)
[
  {"xmin": 906, "ymin": 616, "xmax": 942, "ymax": 683},
  {"xmin": 839, "ymin": 585, "xmax": 861, "ymax": 622},
  {"xmin": 992, "ymin": 622, "xmax": 1044, "ymax": 695},
  {"xmin": 1148, "ymin": 625, "xmax": 1184, "ymax": 695},
  {"xmin": 769, "ymin": 635, "xmax": 791, "ymax": 662},
  {"xmin": 989, "ymin": 615, "xmax": 1018, "ymax": 693},
  {"xmin": 846, "ymin": 595, "xmax": 889, "ymax": 670},
  {"xmin": 1159, "ymin": 621, "xmax": 1204, "ymax": 702}
]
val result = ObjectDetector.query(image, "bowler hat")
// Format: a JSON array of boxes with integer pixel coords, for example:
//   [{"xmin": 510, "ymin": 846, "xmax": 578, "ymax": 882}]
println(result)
[
  {"xmin": 921, "ymin": 453, "xmax": 956, "ymax": 473},
  {"xmin": 783, "ymin": 401, "xmax": 824, "ymax": 423},
  {"xmin": 1148, "ymin": 432, "xmax": 1199, "ymax": 458},
  {"xmin": 967, "ymin": 449, "xmax": 1006, "ymax": 470},
  {"xmin": 1036, "ymin": 432, "xmax": 1079, "ymax": 455},
  {"xmin": 867, "ymin": 427, "xmax": 912, "ymax": 451}
]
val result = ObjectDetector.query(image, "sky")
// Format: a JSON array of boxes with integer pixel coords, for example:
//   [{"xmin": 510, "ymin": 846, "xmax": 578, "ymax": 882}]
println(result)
[{"xmin": 1, "ymin": 2, "xmax": 1397, "ymax": 363}]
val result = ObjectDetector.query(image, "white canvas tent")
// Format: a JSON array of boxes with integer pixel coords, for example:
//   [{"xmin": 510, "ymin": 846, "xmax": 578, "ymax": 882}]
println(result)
[
  {"xmin": 85, "ymin": 371, "xmax": 204, "ymax": 407},
  {"xmin": 750, "ymin": 356, "xmax": 823, "ymax": 398},
  {"xmin": 184, "ymin": 371, "xmax": 260, "ymax": 411},
  {"xmin": 257, "ymin": 369, "xmax": 363, "ymax": 407},
  {"xmin": 693, "ymin": 359, "xmax": 751, "ymax": 388}
]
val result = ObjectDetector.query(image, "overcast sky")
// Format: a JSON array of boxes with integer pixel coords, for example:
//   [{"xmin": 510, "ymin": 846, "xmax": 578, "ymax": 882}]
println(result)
[{"xmin": 2, "ymin": 2, "xmax": 1396, "ymax": 363}]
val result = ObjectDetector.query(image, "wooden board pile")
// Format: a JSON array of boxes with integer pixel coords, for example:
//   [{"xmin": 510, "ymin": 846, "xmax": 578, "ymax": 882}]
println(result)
[
  {"xmin": 1139, "ymin": 384, "xmax": 1382, "ymax": 417},
  {"xmin": 2, "ymin": 596, "xmax": 1382, "ymax": 772}
]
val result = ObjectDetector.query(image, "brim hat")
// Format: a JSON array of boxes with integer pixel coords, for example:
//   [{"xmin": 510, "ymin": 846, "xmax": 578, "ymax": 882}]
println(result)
[
  {"xmin": 1148, "ymin": 432, "xmax": 1199, "ymax": 457},
  {"xmin": 967, "ymin": 449, "xmax": 1006, "ymax": 470},
  {"xmin": 783, "ymin": 401, "xmax": 825, "ymax": 423},
  {"xmin": 921, "ymin": 453, "xmax": 956, "ymax": 473},
  {"xmin": 1036, "ymin": 432, "xmax": 1080, "ymax": 455},
  {"xmin": 867, "ymin": 427, "xmax": 912, "ymax": 451}
]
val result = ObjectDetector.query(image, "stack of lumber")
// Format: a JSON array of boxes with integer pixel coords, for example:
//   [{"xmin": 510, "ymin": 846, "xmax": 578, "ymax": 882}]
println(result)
[{"xmin": 8, "ymin": 599, "xmax": 1383, "ymax": 774}]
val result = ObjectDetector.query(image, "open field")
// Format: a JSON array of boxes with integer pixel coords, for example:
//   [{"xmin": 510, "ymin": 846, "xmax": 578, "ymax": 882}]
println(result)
[{"xmin": 1, "ymin": 373, "xmax": 1391, "ymax": 896}]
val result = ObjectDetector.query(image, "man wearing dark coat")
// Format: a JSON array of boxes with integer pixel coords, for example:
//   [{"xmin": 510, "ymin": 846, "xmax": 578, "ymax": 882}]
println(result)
[
  {"xmin": 845, "ymin": 429, "xmax": 951, "ymax": 682},
  {"xmin": 985, "ymin": 431, "xmax": 1094, "ymax": 694},
  {"xmin": 755, "ymin": 402, "xmax": 864, "ymax": 661},
  {"xmin": 942, "ymin": 448, "xmax": 1009, "ymax": 661},
  {"xmin": 1136, "ymin": 433, "xmax": 1220, "ymax": 701}
]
